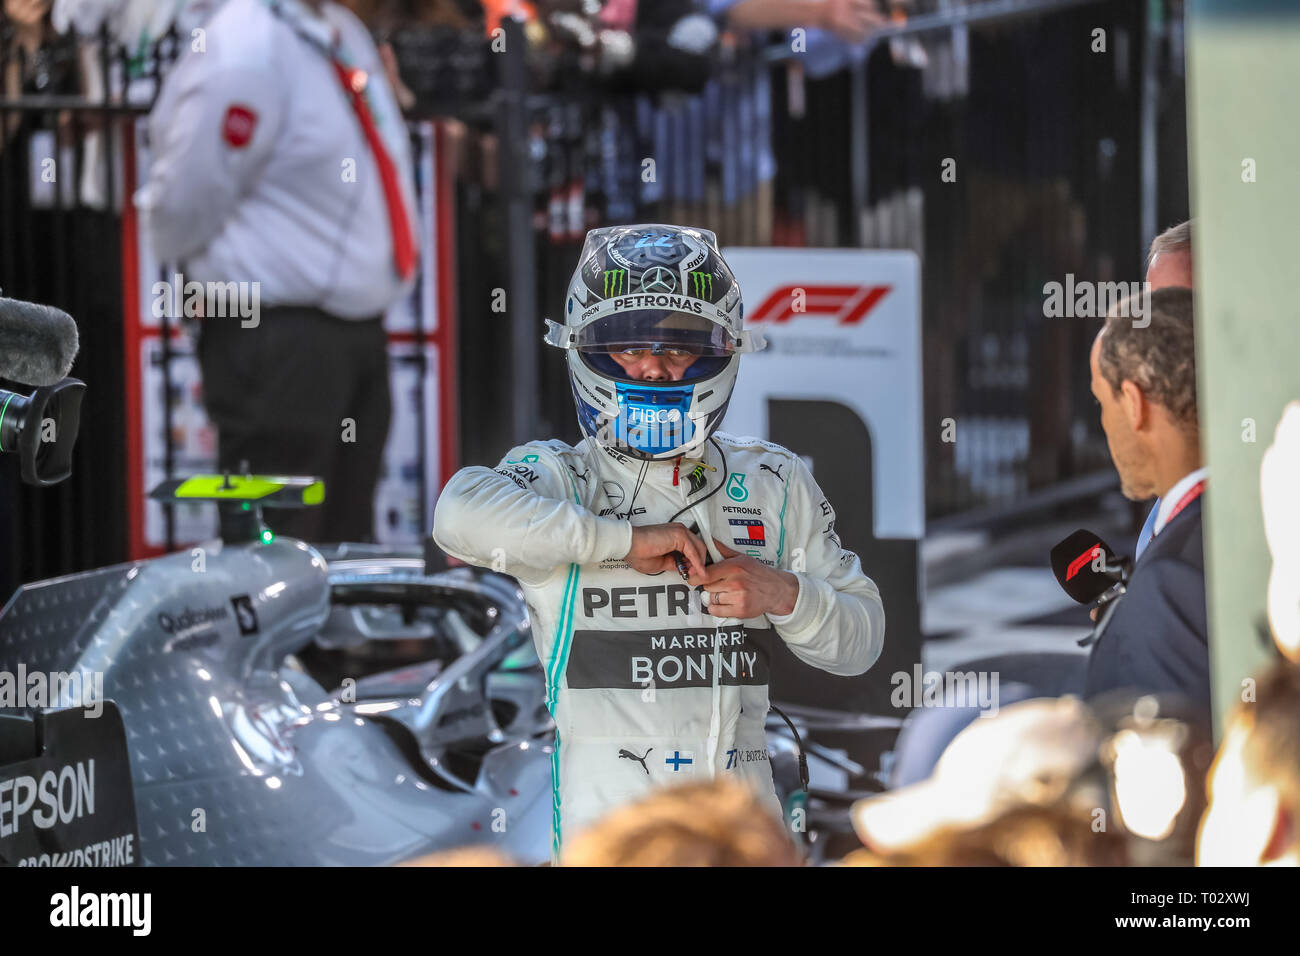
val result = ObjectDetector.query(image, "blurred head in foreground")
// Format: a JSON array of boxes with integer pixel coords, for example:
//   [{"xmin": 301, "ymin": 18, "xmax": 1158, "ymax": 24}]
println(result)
[
  {"xmin": 1091, "ymin": 692, "xmax": 1212, "ymax": 865},
  {"xmin": 842, "ymin": 802, "xmax": 1129, "ymax": 867},
  {"xmin": 1261, "ymin": 401, "xmax": 1300, "ymax": 662},
  {"xmin": 852, "ymin": 697, "xmax": 1105, "ymax": 855},
  {"xmin": 561, "ymin": 779, "xmax": 801, "ymax": 867},
  {"xmin": 1198, "ymin": 661, "xmax": 1300, "ymax": 866},
  {"xmin": 853, "ymin": 694, "xmax": 1209, "ymax": 866},
  {"xmin": 398, "ymin": 847, "xmax": 516, "ymax": 867}
]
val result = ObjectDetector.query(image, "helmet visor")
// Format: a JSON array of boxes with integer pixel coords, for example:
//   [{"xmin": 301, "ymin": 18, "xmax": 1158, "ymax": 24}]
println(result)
[{"xmin": 573, "ymin": 311, "xmax": 735, "ymax": 357}]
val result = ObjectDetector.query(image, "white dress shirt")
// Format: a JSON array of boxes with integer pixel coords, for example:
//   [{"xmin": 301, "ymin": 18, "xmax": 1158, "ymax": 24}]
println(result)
[
  {"xmin": 135, "ymin": 0, "xmax": 417, "ymax": 318},
  {"xmin": 1153, "ymin": 466, "xmax": 1209, "ymax": 537}
]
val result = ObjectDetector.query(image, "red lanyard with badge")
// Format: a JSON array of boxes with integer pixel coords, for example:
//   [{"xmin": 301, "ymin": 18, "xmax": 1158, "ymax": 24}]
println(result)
[
  {"xmin": 1158, "ymin": 479, "xmax": 1206, "ymax": 534},
  {"xmin": 263, "ymin": 0, "xmax": 416, "ymax": 280}
]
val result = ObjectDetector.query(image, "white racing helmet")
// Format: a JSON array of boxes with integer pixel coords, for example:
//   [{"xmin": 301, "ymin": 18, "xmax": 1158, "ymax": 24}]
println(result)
[{"xmin": 544, "ymin": 224, "xmax": 764, "ymax": 461}]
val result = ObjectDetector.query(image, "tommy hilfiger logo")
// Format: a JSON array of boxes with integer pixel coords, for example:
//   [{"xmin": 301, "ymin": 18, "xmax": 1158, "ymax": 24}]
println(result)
[
  {"xmin": 619, "ymin": 748, "xmax": 652, "ymax": 774},
  {"xmin": 729, "ymin": 518, "xmax": 765, "ymax": 548}
]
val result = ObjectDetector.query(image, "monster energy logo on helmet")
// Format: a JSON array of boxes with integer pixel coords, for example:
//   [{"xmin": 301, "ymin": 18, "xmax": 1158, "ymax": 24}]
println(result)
[
  {"xmin": 690, "ymin": 271, "xmax": 712, "ymax": 298},
  {"xmin": 603, "ymin": 269, "xmax": 627, "ymax": 297}
]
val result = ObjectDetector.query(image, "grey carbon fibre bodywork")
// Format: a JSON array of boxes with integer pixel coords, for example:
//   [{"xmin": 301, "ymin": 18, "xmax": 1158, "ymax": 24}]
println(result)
[{"xmin": 0, "ymin": 539, "xmax": 553, "ymax": 866}]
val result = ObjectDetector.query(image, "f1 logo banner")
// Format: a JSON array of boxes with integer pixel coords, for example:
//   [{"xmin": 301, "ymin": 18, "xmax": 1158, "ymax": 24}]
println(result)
[
  {"xmin": 747, "ymin": 284, "xmax": 893, "ymax": 326},
  {"xmin": 723, "ymin": 249, "xmax": 923, "ymax": 541},
  {"xmin": 721, "ymin": 249, "xmax": 923, "ymax": 716}
]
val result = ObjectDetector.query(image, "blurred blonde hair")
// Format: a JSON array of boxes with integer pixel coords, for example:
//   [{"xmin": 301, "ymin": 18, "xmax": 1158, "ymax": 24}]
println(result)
[
  {"xmin": 399, "ymin": 846, "xmax": 516, "ymax": 867},
  {"xmin": 840, "ymin": 803, "xmax": 1128, "ymax": 867},
  {"xmin": 562, "ymin": 780, "xmax": 802, "ymax": 867}
]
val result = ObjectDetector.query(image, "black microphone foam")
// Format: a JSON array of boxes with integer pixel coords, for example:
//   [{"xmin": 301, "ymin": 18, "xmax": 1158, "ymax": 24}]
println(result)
[
  {"xmin": 0, "ymin": 297, "xmax": 79, "ymax": 386},
  {"xmin": 1050, "ymin": 528, "xmax": 1122, "ymax": 604}
]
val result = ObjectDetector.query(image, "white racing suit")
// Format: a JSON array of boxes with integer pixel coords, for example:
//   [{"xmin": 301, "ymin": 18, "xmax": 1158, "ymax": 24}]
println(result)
[{"xmin": 432, "ymin": 431, "xmax": 885, "ymax": 856}]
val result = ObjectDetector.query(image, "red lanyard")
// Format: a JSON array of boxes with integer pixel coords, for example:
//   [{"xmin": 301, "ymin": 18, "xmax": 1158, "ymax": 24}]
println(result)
[
  {"xmin": 1160, "ymin": 478, "xmax": 1206, "ymax": 532},
  {"xmin": 265, "ymin": 1, "xmax": 417, "ymax": 281},
  {"xmin": 331, "ymin": 61, "xmax": 417, "ymax": 281}
]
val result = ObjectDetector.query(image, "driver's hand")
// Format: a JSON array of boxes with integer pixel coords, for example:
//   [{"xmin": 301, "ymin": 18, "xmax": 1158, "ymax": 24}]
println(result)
[
  {"xmin": 689, "ymin": 539, "xmax": 800, "ymax": 619},
  {"xmin": 625, "ymin": 523, "xmax": 707, "ymax": 577}
]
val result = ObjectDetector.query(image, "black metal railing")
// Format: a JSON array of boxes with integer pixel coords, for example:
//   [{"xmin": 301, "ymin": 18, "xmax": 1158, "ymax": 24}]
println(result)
[
  {"xmin": 0, "ymin": 22, "xmax": 176, "ymax": 594},
  {"xmin": 0, "ymin": 0, "xmax": 1190, "ymax": 595}
]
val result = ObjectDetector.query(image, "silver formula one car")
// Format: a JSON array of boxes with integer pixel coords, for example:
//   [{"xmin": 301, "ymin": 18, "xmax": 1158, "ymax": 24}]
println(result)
[
  {"xmin": 0, "ymin": 476, "xmax": 557, "ymax": 865},
  {"xmin": 0, "ymin": 475, "xmax": 844, "ymax": 866}
]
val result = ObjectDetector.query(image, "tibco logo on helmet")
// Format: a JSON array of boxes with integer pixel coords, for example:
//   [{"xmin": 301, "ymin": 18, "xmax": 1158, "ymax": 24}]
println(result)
[{"xmin": 543, "ymin": 224, "xmax": 766, "ymax": 461}]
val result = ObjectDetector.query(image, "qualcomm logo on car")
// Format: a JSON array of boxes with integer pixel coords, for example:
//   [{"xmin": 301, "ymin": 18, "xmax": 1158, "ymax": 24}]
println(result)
[{"xmin": 157, "ymin": 605, "xmax": 228, "ymax": 635}]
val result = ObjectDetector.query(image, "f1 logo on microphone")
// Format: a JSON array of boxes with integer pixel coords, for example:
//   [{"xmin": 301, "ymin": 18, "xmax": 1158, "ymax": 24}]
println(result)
[
  {"xmin": 1065, "ymin": 543, "xmax": 1101, "ymax": 581},
  {"xmin": 747, "ymin": 284, "xmax": 892, "ymax": 325}
]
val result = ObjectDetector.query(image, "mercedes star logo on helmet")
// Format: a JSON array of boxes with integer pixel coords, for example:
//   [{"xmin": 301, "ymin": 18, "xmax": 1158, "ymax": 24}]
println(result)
[{"xmin": 640, "ymin": 267, "xmax": 677, "ymax": 294}]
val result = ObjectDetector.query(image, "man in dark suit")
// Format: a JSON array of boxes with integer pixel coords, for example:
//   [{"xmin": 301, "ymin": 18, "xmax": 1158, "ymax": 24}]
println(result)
[{"xmin": 1084, "ymin": 287, "xmax": 1210, "ymax": 715}]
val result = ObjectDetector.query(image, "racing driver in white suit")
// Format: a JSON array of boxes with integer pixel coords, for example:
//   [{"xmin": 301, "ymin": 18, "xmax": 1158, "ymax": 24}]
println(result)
[{"xmin": 433, "ymin": 224, "xmax": 885, "ymax": 857}]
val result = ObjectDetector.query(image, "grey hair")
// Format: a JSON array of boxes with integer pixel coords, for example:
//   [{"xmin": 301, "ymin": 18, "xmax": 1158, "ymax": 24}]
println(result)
[
  {"xmin": 1099, "ymin": 287, "xmax": 1197, "ymax": 430},
  {"xmin": 1146, "ymin": 219, "xmax": 1193, "ymax": 270}
]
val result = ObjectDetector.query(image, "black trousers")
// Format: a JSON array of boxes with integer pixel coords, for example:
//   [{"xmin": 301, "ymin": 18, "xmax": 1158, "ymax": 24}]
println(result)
[{"xmin": 197, "ymin": 305, "xmax": 391, "ymax": 544}]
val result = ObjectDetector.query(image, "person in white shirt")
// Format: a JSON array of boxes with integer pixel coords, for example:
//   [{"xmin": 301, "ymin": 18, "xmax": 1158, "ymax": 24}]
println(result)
[{"xmin": 136, "ymin": 0, "xmax": 417, "ymax": 542}]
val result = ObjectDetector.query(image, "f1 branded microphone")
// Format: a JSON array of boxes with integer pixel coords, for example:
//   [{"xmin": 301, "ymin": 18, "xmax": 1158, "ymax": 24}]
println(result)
[
  {"xmin": 0, "ymin": 296, "xmax": 80, "ymax": 386},
  {"xmin": 1050, "ymin": 529, "xmax": 1131, "ymax": 605}
]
